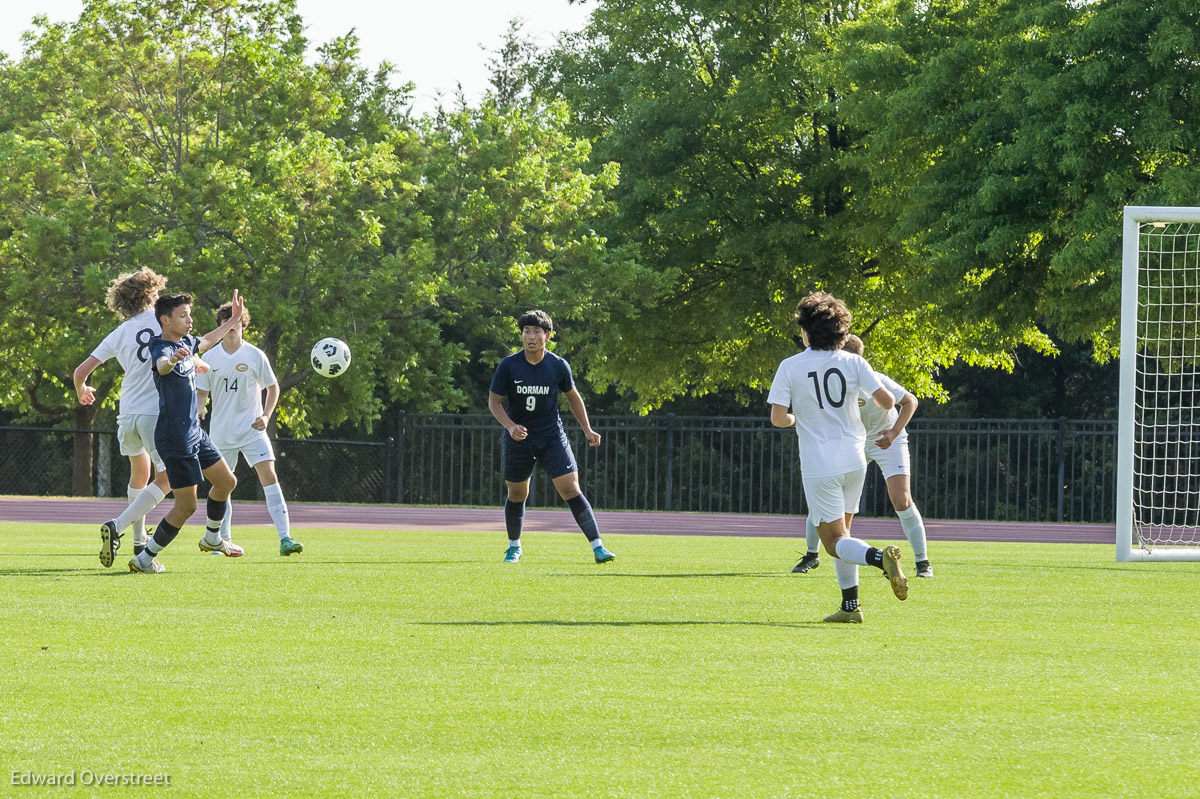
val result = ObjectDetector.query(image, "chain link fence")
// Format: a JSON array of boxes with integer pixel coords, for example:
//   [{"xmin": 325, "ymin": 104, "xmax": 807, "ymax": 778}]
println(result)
[{"xmin": 1, "ymin": 415, "xmax": 1117, "ymax": 522}]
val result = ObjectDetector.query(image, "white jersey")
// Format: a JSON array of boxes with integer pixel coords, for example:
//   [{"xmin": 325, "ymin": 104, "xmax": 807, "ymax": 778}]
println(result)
[
  {"xmin": 89, "ymin": 309, "xmax": 161, "ymax": 416},
  {"xmin": 767, "ymin": 348, "xmax": 884, "ymax": 478},
  {"xmin": 195, "ymin": 341, "xmax": 277, "ymax": 447},
  {"xmin": 858, "ymin": 371, "xmax": 908, "ymax": 445}
]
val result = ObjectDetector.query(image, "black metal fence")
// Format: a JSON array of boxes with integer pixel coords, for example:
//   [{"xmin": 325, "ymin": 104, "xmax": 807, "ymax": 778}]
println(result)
[{"xmin": 0, "ymin": 415, "xmax": 1118, "ymax": 522}]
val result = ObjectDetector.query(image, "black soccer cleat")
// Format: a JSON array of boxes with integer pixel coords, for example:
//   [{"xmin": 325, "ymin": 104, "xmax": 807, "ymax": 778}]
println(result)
[
  {"xmin": 791, "ymin": 552, "xmax": 820, "ymax": 574},
  {"xmin": 915, "ymin": 560, "xmax": 934, "ymax": 578},
  {"xmin": 99, "ymin": 521, "xmax": 122, "ymax": 568}
]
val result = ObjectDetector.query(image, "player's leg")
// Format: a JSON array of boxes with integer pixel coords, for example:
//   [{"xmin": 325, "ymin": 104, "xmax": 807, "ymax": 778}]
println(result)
[
  {"xmin": 197, "ymin": 436, "xmax": 243, "ymax": 557},
  {"xmin": 882, "ymin": 450, "xmax": 931, "ymax": 576},
  {"xmin": 100, "ymin": 415, "xmax": 162, "ymax": 566},
  {"xmin": 253, "ymin": 454, "xmax": 302, "ymax": 555},
  {"xmin": 553, "ymin": 471, "xmax": 614, "ymax": 563},
  {"xmin": 130, "ymin": 461, "xmax": 196, "ymax": 573},
  {"xmin": 792, "ymin": 514, "xmax": 821, "ymax": 573},
  {"xmin": 500, "ymin": 434, "xmax": 535, "ymax": 562}
]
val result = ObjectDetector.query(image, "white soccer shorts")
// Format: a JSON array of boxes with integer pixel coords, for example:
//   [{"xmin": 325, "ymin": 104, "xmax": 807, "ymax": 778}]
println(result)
[
  {"xmin": 212, "ymin": 430, "xmax": 276, "ymax": 468},
  {"xmin": 865, "ymin": 439, "xmax": 911, "ymax": 480},
  {"xmin": 802, "ymin": 467, "xmax": 867, "ymax": 527},
  {"xmin": 116, "ymin": 412, "xmax": 165, "ymax": 471}
]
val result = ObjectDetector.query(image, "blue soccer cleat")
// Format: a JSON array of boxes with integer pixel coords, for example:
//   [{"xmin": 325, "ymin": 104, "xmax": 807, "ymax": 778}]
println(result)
[{"xmin": 593, "ymin": 546, "xmax": 615, "ymax": 564}]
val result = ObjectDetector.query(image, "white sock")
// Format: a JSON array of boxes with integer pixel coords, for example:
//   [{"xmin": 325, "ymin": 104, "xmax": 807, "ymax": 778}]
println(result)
[
  {"xmin": 115, "ymin": 484, "xmax": 166, "ymax": 534},
  {"xmin": 804, "ymin": 516, "xmax": 821, "ymax": 554},
  {"xmin": 127, "ymin": 486, "xmax": 148, "ymax": 546},
  {"xmin": 590, "ymin": 538, "xmax": 604, "ymax": 550},
  {"xmin": 508, "ymin": 539, "xmax": 521, "ymax": 549},
  {"xmin": 219, "ymin": 501, "xmax": 232, "ymax": 541},
  {"xmin": 264, "ymin": 483, "xmax": 290, "ymax": 540},
  {"xmin": 896, "ymin": 504, "xmax": 928, "ymax": 562},
  {"xmin": 834, "ymin": 557, "xmax": 859, "ymax": 590},
  {"xmin": 834, "ymin": 537, "xmax": 871, "ymax": 566}
]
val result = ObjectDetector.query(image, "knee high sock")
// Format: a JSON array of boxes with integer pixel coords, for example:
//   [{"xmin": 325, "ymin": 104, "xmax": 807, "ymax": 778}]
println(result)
[
  {"xmin": 138, "ymin": 518, "xmax": 181, "ymax": 566},
  {"xmin": 115, "ymin": 483, "xmax": 166, "ymax": 536},
  {"xmin": 504, "ymin": 499, "xmax": 525, "ymax": 545},
  {"xmin": 264, "ymin": 483, "xmax": 290, "ymax": 540},
  {"xmin": 566, "ymin": 494, "xmax": 602, "ymax": 546},
  {"xmin": 219, "ymin": 501, "xmax": 233, "ymax": 541},
  {"xmin": 896, "ymin": 504, "xmax": 928, "ymax": 562},
  {"xmin": 805, "ymin": 516, "xmax": 821, "ymax": 555},
  {"xmin": 204, "ymin": 497, "xmax": 228, "ymax": 542},
  {"xmin": 835, "ymin": 537, "xmax": 888, "ymax": 570},
  {"xmin": 128, "ymin": 485, "xmax": 148, "ymax": 546}
]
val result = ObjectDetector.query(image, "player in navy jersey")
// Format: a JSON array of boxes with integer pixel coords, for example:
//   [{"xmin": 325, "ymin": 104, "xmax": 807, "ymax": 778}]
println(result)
[
  {"xmin": 487, "ymin": 310, "xmax": 614, "ymax": 564},
  {"xmin": 127, "ymin": 291, "xmax": 248, "ymax": 573}
]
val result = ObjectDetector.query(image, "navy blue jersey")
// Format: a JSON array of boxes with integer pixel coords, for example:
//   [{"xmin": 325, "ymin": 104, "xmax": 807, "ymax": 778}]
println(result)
[
  {"xmin": 150, "ymin": 334, "xmax": 203, "ymax": 452},
  {"xmin": 489, "ymin": 350, "xmax": 575, "ymax": 438}
]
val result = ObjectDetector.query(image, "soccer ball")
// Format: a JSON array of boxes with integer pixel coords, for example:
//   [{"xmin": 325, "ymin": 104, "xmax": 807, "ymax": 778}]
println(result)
[{"xmin": 311, "ymin": 338, "xmax": 351, "ymax": 378}]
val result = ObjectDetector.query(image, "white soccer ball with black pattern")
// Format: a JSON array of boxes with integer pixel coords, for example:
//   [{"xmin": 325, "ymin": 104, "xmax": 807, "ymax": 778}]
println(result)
[{"xmin": 311, "ymin": 338, "xmax": 351, "ymax": 378}]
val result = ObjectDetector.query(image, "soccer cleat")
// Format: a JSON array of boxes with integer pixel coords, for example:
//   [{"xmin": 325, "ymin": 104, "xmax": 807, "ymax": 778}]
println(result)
[
  {"xmin": 823, "ymin": 606, "xmax": 864, "ymax": 623},
  {"xmin": 128, "ymin": 557, "xmax": 165, "ymax": 574},
  {"xmin": 882, "ymin": 545, "xmax": 908, "ymax": 600},
  {"xmin": 593, "ymin": 545, "xmax": 616, "ymax": 564},
  {"xmin": 279, "ymin": 537, "xmax": 304, "ymax": 556},
  {"xmin": 99, "ymin": 520, "xmax": 122, "ymax": 568},
  {"xmin": 915, "ymin": 560, "xmax": 934, "ymax": 578},
  {"xmin": 792, "ymin": 553, "xmax": 820, "ymax": 574},
  {"xmin": 198, "ymin": 537, "xmax": 244, "ymax": 557},
  {"xmin": 503, "ymin": 546, "xmax": 522, "ymax": 564}
]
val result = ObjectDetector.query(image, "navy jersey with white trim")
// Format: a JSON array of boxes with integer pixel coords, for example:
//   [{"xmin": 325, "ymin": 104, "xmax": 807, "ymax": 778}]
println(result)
[
  {"xmin": 149, "ymin": 334, "xmax": 203, "ymax": 452},
  {"xmin": 489, "ymin": 351, "xmax": 574, "ymax": 437}
]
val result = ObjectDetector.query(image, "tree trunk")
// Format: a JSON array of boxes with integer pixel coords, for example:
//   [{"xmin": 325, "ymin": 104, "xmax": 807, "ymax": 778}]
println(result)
[{"xmin": 72, "ymin": 404, "xmax": 97, "ymax": 497}]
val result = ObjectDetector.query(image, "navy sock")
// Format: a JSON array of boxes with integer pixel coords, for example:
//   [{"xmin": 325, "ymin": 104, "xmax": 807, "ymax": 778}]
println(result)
[
  {"xmin": 206, "ymin": 496, "xmax": 228, "ymax": 535},
  {"xmin": 841, "ymin": 586, "xmax": 859, "ymax": 612},
  {"xmin": 566, "ymin": 494, "xmax": 600, "ymax": 542},
  {"xmin": 866, "ymin": 547, "xmax": 884, "ymax": 569},
  {"xmin": 150, "ymin": 519, "xmax": 181, "ymax": 552},
  {"xmin": 504, "ymin": 499, "xmax": 525, "ymax": 542}
]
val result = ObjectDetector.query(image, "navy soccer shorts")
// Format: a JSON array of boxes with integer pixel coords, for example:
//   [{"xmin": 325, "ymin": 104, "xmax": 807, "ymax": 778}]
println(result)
[
  {"xmin": 502, "ymin": 428, "xmax": 578, "ymax": 482},
  {"xmin": 160, "ymin": 430, "xmax": 225, "ymax": 490}
]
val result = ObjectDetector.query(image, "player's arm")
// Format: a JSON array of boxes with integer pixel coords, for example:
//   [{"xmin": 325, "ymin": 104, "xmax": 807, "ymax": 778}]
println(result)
[
  {"xmin": 564, "ymin": 387, "xmax": 600, "ymax": 447},
  {"xmin": 488, "ymin": 391, "xmax": 527, "ymax": 441},
  {"xmin": 253, "ymin": 383, "xmax": 280, "ymax": 431},
  {"xmin": 769, "ymin": 403, "xmax": 795, "ymax": 428},
  {"xmin": 73, "ymin": 356, "xmax": 103, "ymax": 406},
  {"xmin": 156, "ymin": 344, "xmax": 190, "ymax": 375},
  {"xmin": 875, "ymin": 392, "xmax": 918, "ymax": 450},
  {"xmin": 197, "ymin": 389, "xmax": 210, "ymax": 421},
  {"xmin": 195, "ymin": 290, "xmax": 244, "ymax": 354},
  {"xmin": 870, "ymin": 386, "xmax": 896, "ymax": 410}
]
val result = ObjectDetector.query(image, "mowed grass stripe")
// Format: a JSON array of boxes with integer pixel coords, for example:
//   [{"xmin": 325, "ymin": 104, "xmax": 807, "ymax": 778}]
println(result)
[{"xmin": 2, "ymin": 524, "xmax": 1198, "ymax": 798}]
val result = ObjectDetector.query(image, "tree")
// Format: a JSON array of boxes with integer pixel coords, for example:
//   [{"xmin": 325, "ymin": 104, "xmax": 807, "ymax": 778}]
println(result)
[
  {"xmin": 831, "ymin": 0, "xmax": 1200, "ymax": 363},
  {"xmin": 541, "ymin": 0, "xmax": 1035, "ymax": 411}
]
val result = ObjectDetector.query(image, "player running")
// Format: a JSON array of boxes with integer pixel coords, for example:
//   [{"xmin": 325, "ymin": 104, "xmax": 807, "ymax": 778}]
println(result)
[
  {"xmin": 487, "ymin": 310, "xmax": 614, "ymax": 564},
  {"xmin": 768, "ymin": 292, "xmax": 908, "ymax": 623},
  {"xmin": 74, "ymin": 268, "xmax": 173, "ymax": 567},
  {"xmin": 127, "ymin": 291, "xmax": 247, "ymax": 573},
  {"xmin": 793, "ymin": 334, "xmax": 933, "ymax": 578},
  {"xmin": 196, "ymin": 301, "xmax": 302, "ymax": 556}
]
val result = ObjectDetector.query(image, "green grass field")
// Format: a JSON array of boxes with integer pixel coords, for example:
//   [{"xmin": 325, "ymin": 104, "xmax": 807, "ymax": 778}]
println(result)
[{"xmin": 2, "ymin": 522, "xmax": 1199, "ymax": 798}]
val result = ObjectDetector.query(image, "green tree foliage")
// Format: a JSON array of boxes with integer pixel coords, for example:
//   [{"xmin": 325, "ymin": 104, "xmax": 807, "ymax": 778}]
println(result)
[{"xmin": 832, "ymin": 0, "xmax": 1200, "ymax": 362}]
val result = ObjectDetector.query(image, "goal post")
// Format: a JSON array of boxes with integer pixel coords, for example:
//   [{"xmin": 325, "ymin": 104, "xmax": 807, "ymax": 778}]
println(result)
[{"xmin": 1117, "ymin": 206, "xmax": 1200, "ymax": 561}]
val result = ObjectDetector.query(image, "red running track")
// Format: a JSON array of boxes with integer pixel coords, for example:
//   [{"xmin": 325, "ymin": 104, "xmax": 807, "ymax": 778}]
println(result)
[{"xmin": 0, "ymin": 496, "xmax": 1115, "ymax": 544}]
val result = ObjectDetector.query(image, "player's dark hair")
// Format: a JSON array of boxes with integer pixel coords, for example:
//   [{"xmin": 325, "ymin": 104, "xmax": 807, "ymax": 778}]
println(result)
[
  {"xmin": 841, "ymin": 334, "xmax": 864, "ymax": 356},
  {"xmin": 794, "ymin": 292, "xmax": 851, "ymax": 351},
  {"xmin": 517, "ymin": 309, "xmax": 553, "ymax": 334},
  {"xmin": 215, "ymin": 301, "xmax": 250, "ymax": 329},
  {"xmin": 155, "ymin": 293, "xmax": 193, "ymax": 326},
  {"xmin": 106, "ymin": 268, "xmax": 168, "ymax": 320}
]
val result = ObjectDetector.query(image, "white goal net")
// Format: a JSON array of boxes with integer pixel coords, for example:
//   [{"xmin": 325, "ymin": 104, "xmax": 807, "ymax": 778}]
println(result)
[{"xmin": 1117, "ymin": 206, "xmax": 1200, "ymax": 561}]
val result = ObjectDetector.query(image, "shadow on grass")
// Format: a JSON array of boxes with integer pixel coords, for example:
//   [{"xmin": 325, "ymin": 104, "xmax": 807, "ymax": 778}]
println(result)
[
  {"xmin": 548, "ymin": 571, "xmax": 788, "ymax": 579},
  {"xmin": 0, "ymin": 567, "xmax": 128, "ymax": 577},
  {"xmin": 414, "ymin": 619, "xmax": 827, "ymax": 629}
]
